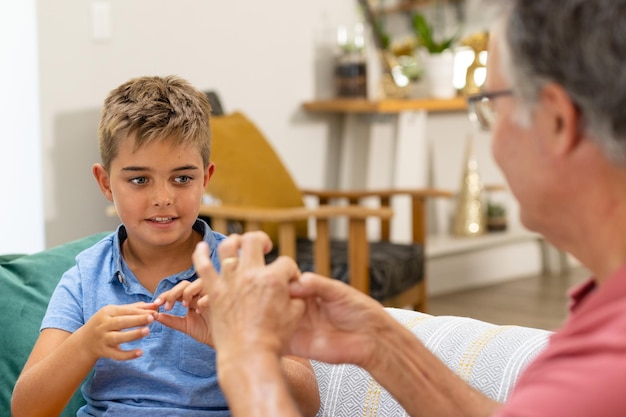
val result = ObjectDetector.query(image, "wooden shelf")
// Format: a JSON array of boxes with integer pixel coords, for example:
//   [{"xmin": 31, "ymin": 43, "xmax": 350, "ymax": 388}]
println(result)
[
  {"xmin": 372, "ymin": 0, "xmax": 437, "ymax": 16},
  {"xmin": 302, "ymin": 97, "xmax": 467, "ymax": 114}
]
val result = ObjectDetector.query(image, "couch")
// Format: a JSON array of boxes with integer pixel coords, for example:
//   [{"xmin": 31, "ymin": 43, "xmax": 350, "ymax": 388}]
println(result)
[{"xmin": 1, "ymin": 233, "xmax": 553, "ymax": 416}]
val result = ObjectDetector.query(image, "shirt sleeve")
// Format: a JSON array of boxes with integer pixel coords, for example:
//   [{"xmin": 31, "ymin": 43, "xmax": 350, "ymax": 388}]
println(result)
[
  {"xmin": 40, "ymin": 264, "xmax": 85, "ymax": 333},
  {"xmin": 493, "ymin": 311, "xmax": 626, "ymax": 416}
]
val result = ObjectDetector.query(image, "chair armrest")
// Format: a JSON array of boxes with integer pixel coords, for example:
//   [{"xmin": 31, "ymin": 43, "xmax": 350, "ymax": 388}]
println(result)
[
  {"xmin": 198, "ymin": 204, "xmax": 393, "ymax": 223},
  {"xmin": 300, "ymin": 187, "xmax": 453, "ymax": 201},
  {"xmin": 300, "ymin": 188, "xmax": 454, "ymax": 243},
  {"xmin": 199, "ymin": 204, "xmax": 392, "ymax": 293}
]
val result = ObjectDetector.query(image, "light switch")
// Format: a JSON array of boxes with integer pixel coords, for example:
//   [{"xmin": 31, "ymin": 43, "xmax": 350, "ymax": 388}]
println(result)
[{"xmin": 91, "ymin": 1, "xmax": 112, "ymax": 41}]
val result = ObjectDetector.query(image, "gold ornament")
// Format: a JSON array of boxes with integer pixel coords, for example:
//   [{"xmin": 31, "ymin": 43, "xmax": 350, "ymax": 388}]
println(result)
[
  {"xmin": 461, "ymin": 31, "xmax": 489, "ymax": 96},
  {"xmin": 453, "ymin": 134, "xmax": 486, "ymax": 237}
]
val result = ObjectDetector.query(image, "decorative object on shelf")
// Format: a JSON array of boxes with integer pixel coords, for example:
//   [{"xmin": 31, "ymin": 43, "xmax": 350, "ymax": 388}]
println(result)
[
  {"xmin": 453, "ymin": 134, "xmax": 486, "ymax": 237},
  {"xmin": 487, "ymin": 200, "xmax": 508, "ymax": 232},
  {"xmin": 357, "ymin": 0, "xmax": 468, "ymax": 99},
  {"xmin": 335, "ymin": 23, "xmax": 368, "ymax": 98},
  {"xmin": 390, "ymin": 37, "xmax": 422, "ymax": 80},
  {"xmin": 421, "ymin": 50, "xmax": 456, "ymax": 99},
  {"xmin": 460, "ymin": 31, "xmax": 489, "ymax": 96},
  {"xmin": 412, "ymin": 11, "xmax": 459, "ymax": 53},
  {"xmin": 358, "ymin": 0, "xmax": 410, "ymax": 98},
  {"xmin": 412, "ymin": 12, "xmax": 460, "ymax": 98},
  {"xmin": 379, "ymin": 50, "xmax": 415, "ymax": 98}
]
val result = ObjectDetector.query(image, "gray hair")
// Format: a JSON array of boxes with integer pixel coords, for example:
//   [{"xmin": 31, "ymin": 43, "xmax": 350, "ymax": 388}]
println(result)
[{"xmin": 498, "ymin": 0, "xmax": 626, "ymax": 164}]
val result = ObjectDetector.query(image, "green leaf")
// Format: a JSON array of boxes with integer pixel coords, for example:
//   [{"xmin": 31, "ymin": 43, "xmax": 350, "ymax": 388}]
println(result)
[
  {"xmin": 412, "ymin": 13, "xmax": 435, "ymax": 50},
  {"xmin": 412, "ymin": 12, "xmax": 459, "ymax": 54}
]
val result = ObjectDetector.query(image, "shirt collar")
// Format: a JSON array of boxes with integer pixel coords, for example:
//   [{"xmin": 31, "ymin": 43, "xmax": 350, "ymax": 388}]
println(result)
[
  {"xmin": 107, "ymin": 219, "xmax": 216, "ymax": 286},
  {"xmin": 568, "ymin": 278, "xmax": 596, "ymax": 312}
]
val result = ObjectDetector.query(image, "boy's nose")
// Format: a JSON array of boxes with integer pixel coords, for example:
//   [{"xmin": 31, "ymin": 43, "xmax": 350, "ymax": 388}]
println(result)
[{"xmin": 152, "ymin": 185, "xmax": 173, "ymax": 207}]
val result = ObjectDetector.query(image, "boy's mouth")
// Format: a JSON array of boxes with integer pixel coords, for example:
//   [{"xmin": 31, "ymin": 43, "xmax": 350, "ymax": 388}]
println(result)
[{"xmin": 149, "ymin": 217, "xmax": 176, "ymax": 224}]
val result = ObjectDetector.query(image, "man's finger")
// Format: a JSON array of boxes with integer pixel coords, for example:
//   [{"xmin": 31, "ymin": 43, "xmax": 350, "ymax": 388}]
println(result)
[
  {"xmin": 290, "ymin": 272, "xmax": 357, "ymax": 302},
  {"xmin": 156, "ymin": 312, "xmax": 187, "ymax": 333},
  {"xmin": 217, "ymin": 234, "xmax": 242, "ymax": 267},
  {"xmin": 238, "ymin": 231, "xmax": 273, "ymax": 269},
  {"xmin": 266, "ymin": 256, "xmax": 301, "ymax": 284},
  {"xmin": 192, "ymin": 242, "xmax": 219, "ymax": 283}
]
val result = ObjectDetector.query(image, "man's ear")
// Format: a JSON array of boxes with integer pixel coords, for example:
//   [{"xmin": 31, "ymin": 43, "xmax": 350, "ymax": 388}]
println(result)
[
  {"xmin": 539, "ymin": 83, "xmax": 582, "ymax": 155},
  {"xmin": 93, "ymin": 163, "xmax": 114, "ymax": 202},
  {"xmin": 203, "ymin": 162, "xmax": 215, "ymax": 189}
]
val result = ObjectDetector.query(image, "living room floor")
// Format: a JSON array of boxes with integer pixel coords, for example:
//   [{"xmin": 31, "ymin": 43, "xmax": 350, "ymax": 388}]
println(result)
[{"xmin": 428, "ymin": 266, "xmax": 590, "ymax": 331}]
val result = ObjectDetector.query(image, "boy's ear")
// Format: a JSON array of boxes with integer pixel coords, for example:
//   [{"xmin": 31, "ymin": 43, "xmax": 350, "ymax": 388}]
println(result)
[
  {"xmin": 93, "ymin": 163, "xmax": 114, "ymax": 202},
  {"xmin": 203, "ymin": 162, "xmax": 215, "ymax": 189}
]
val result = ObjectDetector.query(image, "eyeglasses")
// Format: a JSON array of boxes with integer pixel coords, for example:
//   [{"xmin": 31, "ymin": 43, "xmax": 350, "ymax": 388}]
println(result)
[{"xmin": 467, "ymin": 89, "xmax": 513, "ymax": 131}]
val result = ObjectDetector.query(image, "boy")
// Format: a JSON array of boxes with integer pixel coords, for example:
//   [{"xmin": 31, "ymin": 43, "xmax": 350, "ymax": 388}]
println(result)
[{"xmin": 11, "ymin": 75, "xmax": 319, "ymax": 417}]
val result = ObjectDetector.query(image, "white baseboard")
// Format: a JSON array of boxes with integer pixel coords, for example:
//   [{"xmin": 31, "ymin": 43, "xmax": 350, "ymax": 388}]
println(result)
[{"xmin": 426, "ymin": 229, "xmax": 545, "ymax": 296}]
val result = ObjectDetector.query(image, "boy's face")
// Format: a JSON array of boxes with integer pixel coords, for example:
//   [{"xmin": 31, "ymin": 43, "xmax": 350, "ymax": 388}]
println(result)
[{"xmin": 93, "ymin": 134, "xmax": 214, "ymax": 250}]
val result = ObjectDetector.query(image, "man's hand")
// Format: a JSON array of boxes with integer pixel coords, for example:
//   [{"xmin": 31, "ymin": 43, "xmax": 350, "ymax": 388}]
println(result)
[
  {"xmin": 287, "ymin": 272, "xmax": 390, "ymax": 369},
  {"xmin": 157, "ymin": 231, "xmax": 306, "ymax": 357}
]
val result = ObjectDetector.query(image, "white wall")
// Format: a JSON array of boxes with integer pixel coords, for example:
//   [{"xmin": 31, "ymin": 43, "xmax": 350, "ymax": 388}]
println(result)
[
  {"xmin": 0, "ymin": 0, "xmax": 45, "ymax": 254},
  {"xmin": 37, "ymin": 0, "xmax": 362, "ymax": 247},
  {"xmin": 6, "ymin": 0, "xmax": 497, "ymax": 250}
]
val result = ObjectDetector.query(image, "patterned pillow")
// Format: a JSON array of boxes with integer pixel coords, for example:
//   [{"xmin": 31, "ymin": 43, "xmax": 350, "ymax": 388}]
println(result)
[{"xmin": 313, "ymin": 308, "xmax": 552, "ymax": 417}]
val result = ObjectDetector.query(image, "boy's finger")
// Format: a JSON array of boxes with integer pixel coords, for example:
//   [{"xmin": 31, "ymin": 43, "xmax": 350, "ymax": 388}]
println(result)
[
  {"xmin": 181, "ymin": 279, "xmax": 205, "ymax": 307},
  {"xmin": 107, "ymin": 312, "xmax": 155, "ymax": 331},
  {"xmin": 154, "ymin": 281, "xmax": 192, "ymax": 310},
  {"xmin": 111, "ymin": 326, "xmax": 151, "ymax": 346}
]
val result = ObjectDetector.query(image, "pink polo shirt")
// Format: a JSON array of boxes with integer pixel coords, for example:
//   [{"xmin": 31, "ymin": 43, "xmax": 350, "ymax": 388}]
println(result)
[{"xmin": 494, "ymin": 264, "xmax": 626, "ymax": 417}]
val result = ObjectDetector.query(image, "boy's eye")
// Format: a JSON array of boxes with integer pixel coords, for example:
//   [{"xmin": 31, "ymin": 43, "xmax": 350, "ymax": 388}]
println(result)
[
  {"xmin": 130, "ymin": 177, "xmax": 148, "ymax": 185},
  {"xmin": 174, "ymin": 175, "xmax": 192, "ymax": 184}
]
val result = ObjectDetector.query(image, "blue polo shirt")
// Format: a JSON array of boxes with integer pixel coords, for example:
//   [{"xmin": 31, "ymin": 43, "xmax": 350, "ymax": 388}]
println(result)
[{"xmin": 41, "ymin": 219, "xmax": 230, "ymax": 416}]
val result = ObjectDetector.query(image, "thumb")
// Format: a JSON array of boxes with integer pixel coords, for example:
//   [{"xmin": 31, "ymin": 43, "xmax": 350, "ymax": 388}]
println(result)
[{"xmin": 156, "ymin": 313, "xmax": 187, "ymax": 334}]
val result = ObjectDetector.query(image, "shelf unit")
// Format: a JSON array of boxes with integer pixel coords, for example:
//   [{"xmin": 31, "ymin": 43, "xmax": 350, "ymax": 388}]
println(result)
[
  {"xmin": 302, "ymin": 97, "xmax": 467, "ymax": 114},
  {"xmin": 300, "ymin": 95, "xmax": 563, "ymax": 294}
]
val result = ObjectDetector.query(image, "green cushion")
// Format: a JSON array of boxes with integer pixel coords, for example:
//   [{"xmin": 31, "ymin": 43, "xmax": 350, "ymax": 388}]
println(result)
[{"xmin": 0, "ymin": 232, "xmax": 110, "ymax": 417}]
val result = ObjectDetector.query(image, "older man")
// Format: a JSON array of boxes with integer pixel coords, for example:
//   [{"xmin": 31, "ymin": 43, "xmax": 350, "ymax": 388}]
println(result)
[{"xmin": 156, "ymin": 1, "xmax": 626, "ymax": 416}]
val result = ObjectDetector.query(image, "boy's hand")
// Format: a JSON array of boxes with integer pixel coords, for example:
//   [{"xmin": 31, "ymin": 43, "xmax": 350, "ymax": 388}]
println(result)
[
  {"xmin": 79, "ymin": 302, "xmax": 157, "ymax": 361},
  {"xmin": 154, "ymin": 280, "xmax": 214, "ymax": 346}
]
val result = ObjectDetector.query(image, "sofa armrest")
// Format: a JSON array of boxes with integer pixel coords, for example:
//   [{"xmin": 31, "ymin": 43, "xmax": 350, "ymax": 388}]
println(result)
[
  {"xmin": 312, "ymin": 308, "xmax": 552, "ymax": 417},
  {"xmin": 0, "ymin": 232, "xmax": 111, "ymax": 417}
]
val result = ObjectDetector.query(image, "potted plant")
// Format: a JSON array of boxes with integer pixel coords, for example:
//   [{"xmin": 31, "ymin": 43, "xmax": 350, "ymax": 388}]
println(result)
[
  {"xmin": 412, "ymin": 12, "xmax": 459, "ymax": 53},
  {"xmin": 412, "ymin": 12, "xmax": 460, "ymax": 98},
  {"xmin": 487, "ymin": 201, "xmax": 508, "ymax": 232}
]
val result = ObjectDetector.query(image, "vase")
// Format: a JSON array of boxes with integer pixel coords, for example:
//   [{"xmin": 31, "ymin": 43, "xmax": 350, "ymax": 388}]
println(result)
[{"xmin": 422, "ymin": 50, "xmax": 456, "ymax": 99}]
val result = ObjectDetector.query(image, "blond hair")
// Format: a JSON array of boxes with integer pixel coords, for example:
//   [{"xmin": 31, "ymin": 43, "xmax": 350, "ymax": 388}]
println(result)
[{"xmin": 98, "ymin": 75, "xmax": 212, "ymax": 170}]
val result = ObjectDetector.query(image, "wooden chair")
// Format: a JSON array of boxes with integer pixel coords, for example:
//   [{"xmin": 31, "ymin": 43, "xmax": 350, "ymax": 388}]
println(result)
[{"xmin": 200, "ymin": 107, "xmax": 452, "ymax": 311}]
